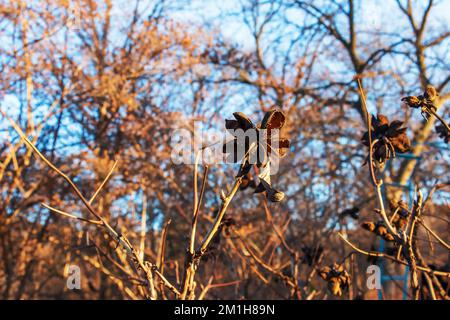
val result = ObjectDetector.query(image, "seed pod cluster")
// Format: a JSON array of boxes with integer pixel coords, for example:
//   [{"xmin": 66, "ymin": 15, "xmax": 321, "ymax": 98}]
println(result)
[
  {"xmin": 388, "ymin": 199, "xmax": 411, "ymax": 229},
  {"xmin": 361, "ymin": 221, "xmax": 395, "ymax": 242},
  {"xmin": 318, "ymin": 263, "xmax": 350, "ymax": 297},
  {"xmin": 361, "ymin": 114, "xmax": 410, "ymax": 165},
  {"xmin": 402, "ymin": 85, "xmax": 438, "ymax": 109},
  {"xmin": 401, "ymin": 85, "xmax": 439, "ymax": 120},
  {"xmin": 224, "ymin": 109, "xmax": 290, "ymax": 202}
]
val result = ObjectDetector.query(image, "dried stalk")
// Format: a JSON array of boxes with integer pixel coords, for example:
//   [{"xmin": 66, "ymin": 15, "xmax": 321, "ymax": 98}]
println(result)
[
  {"xmin": 338, "ymin": 81, "xmax": 450, "ymax": 299},
  {"xmin": 1, "ymin": 110, "xmax": 183, "ymax": 299},
  {"xmin": 338, "ymin": 233, "xmax": 450, "ymax": 278},
  {"xmin": 180, "ymin": 175, "xmax": 242, "ymax": 299}
]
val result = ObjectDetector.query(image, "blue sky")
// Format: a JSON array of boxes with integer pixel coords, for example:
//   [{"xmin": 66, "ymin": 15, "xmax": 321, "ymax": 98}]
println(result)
[{"xmin": 1, "ymin": 0, "xmax": 449, "ymax": 214}]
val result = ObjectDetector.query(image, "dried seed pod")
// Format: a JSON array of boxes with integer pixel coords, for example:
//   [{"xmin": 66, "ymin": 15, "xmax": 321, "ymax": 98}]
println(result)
[
  {"xmin": 375, "ymin": 224, "xmax": 393, "ymax": 241},
  {"xmin": 318, "ymin": 267, "xmax": 331, "ymax": 280},
  {"xmin": 361, "ymin": 221, "xmax": 376, "ymax": 232},
  {"xmin": 389, "ymin": 199, "xmax": 409, "ymax": 215},
  {"xmin": 424, "ymin": 85, "xmax": 438, "ymax": 102},
  {"xmin": 376, "ymin": 224, "xmax": 388, "ymax": 236},
  {"xmin": 257, "ymin": 163, "xmax": 286, "ymax": 202},
  {"xmin": 381, "ymin": 233, "xmax": 395, "ymax": 242},
  {"xmin": 436, "ymin": 124, "xmax": 449, "ymax": 144},
  {"xmin": 233, "ymin": 112, "xmax": 254, "ymax": 131},
  {"xmin": 402, "ymin": 86, "xmax": 439, "ymax": 121},
  {"xmin": 388, "ymin": 200, "xmax": 410, "ymax": 229},
  {"xmin": 329, "ymin": 277, "xmax": 342, "ymax": 296},
  {"xmin": 267, "ymin": 189, "xmax": 285, "ymax": 202},
  {"xmin": 261, "ymin": 109, "xmax": 286, "ymax": 130},
  {"xmin": 318, "ymin": 263, "xmax": 350, "ymax": 296},
  {"xmin": 362, "ymin": 221, "xmax": 395, "ymax": 242},
  {"xmin": 334, "ymin": 263, "xmax": 345, "ymax": 273},
  {"xmin": 401, "ymin": 95, "xmax": 421, "ymax": 108},
  {"xmin": 223, "ymin": 110, "xmax": 290, "ymax": 203},
  {"xmin": 361, "ymin": 114, "xmax": 410, "ymax": 164}
]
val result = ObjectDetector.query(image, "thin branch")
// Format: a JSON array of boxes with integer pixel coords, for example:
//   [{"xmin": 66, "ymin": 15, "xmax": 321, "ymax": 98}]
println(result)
[
  {"xmin": 338, "ymin": 233, "xmax": 450, "ymax": 277},
  {"xmin": 89, "ymin": 160, "xmax": 118, "ymax": 204},
  {"xmin": 418, "ymin": 218, "xmax": 450, "ymax": 250},
  {"xmin": 41, "ymin": 203, "xmax": 102, "ymax": 225}
]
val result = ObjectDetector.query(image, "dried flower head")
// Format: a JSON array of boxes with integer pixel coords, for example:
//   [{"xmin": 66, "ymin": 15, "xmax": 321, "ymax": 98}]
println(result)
[
  {"xmin": 401, "ymin": 85, "xmax": 439, "ymax": 120},
  {"xmin": 223, "ymin": 109, "xmax": 290, "ymax": 165},
  {"xmin": 362, "ymin": 114, "xmax": 410, "ymax": 164},
  {"xmin": 318, "ymin": 263, "xmax": 350, "ymax": 296},
  {"xmin": 223, "ymin": 109, "xmax": 290, "ymax": 202},
  {"xmin": 435, "ymin": 123, "xmax": 449, "ymax": 144},
  {"xmin": 388, "ymin": 199, "xmax": 411, "ymax": 229},
  {"xmin": 361, "ymin": 220, "xmax": 395, "ymax": 242}
]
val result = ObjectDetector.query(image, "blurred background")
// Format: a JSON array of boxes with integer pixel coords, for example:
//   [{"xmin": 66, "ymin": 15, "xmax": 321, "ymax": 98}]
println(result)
[{"xmin": 0, "ymin": 0, "xmax": 448, "ymax": 300}]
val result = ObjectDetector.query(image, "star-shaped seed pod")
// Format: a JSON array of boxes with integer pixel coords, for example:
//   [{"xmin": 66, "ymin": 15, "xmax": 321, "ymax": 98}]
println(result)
[
  {"xmin": 361, "ymin": 114, "xmax": 411, "ymax": 165},
  {"xmin": 361, "ymin": 221, "xmax": 395, "ymax": 242},
  {"xmin": 436, "ymin": 123, "xmax": 449, "ymax": 144},
  {"xmin": 402, "ymin": 85, "xmax": 439, "ymax": 121},
  {"xmin": 318, "ymin": 263, "xmax": 350, "ymax": 297},
  {"xmin": 223, "ymin": 109, "xmax": 290, "ymax": 166},
  {"xmin": 388, "ymin": 199, "xmax": 411, "ymax": 229},
  {"xmin": 223, "ymin": 109, "xmax": 290, "ymax": 202}
]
